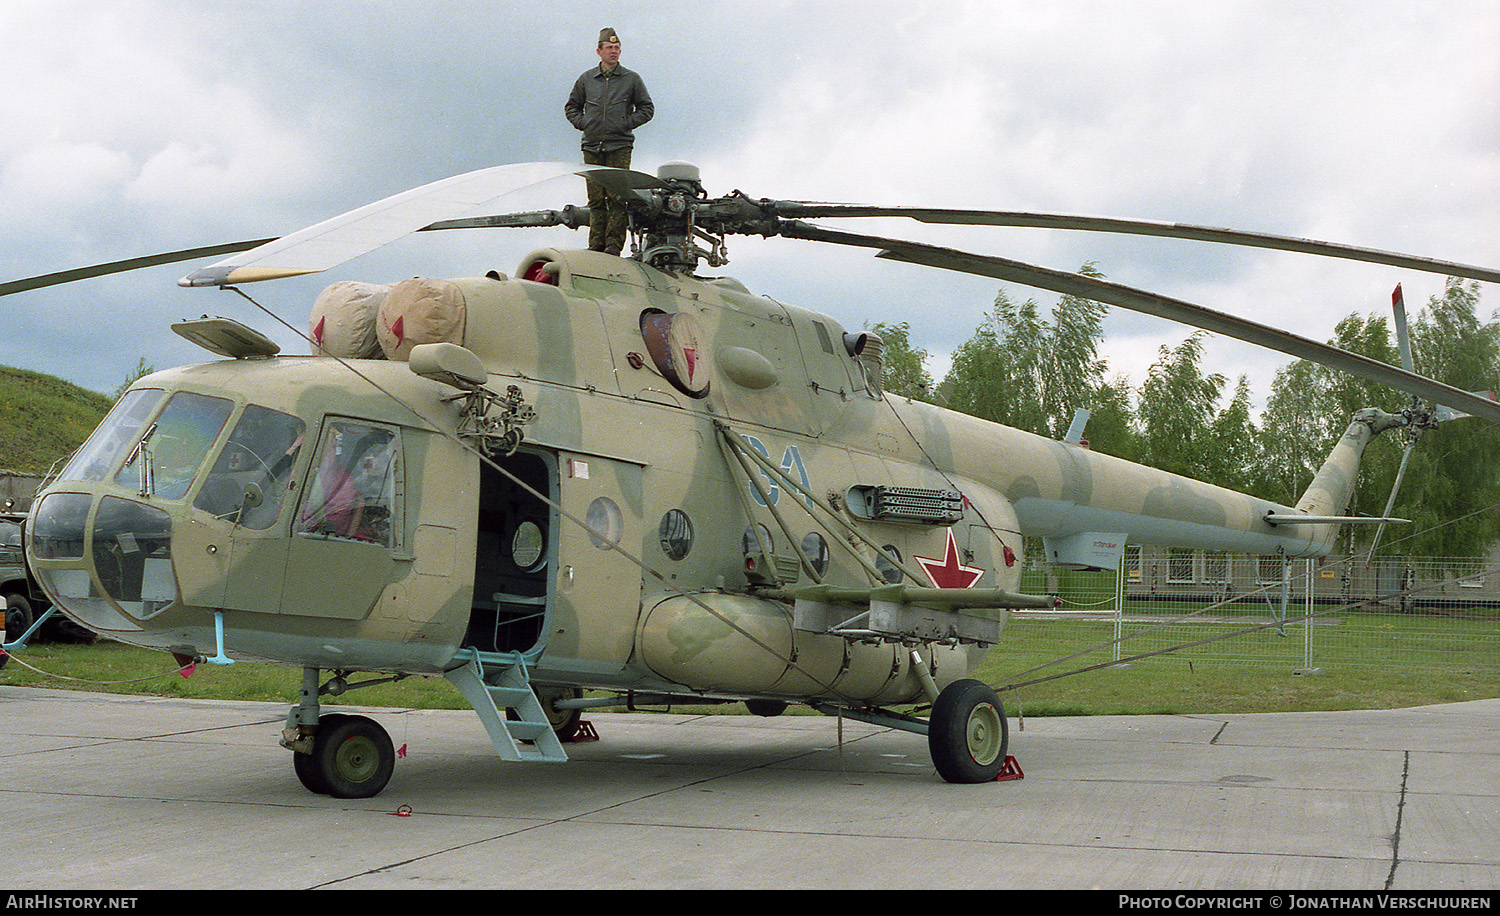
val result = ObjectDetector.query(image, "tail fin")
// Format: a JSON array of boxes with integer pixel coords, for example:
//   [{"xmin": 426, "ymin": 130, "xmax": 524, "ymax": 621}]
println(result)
[{"xmin": 1293, "ymin": 408, "xmax": 1404, "ymax": 554}]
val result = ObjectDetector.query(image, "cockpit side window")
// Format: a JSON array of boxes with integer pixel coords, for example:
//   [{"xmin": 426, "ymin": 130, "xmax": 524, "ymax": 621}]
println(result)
[
  {"xmin": 296, "ymin": 420, "xmax": 400, "ymax": 546},
  {"xmin": 194, "ymin": 405, "xmax": 306, "ymax": 529}
]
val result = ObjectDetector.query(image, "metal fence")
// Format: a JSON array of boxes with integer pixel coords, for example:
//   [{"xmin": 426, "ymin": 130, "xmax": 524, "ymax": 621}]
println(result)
[{"xmin": 1006, "ymin": 546, "xmax": 1500, "ymax": 674}]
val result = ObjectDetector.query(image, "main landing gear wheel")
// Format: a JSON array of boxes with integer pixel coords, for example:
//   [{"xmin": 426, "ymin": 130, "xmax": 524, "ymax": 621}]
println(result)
[
  {"xmin": 928, "ymin": 678, "xmax": 1009, "ymax": 784},
  {"xmin": 511, "ymin": 686, "xmax": 585, "ymax": 742},
  {"xmin": 744, "ymin": 698, "xmax": 789, "ymax": 717},
  {"xmin": 295, "ymin": 713, "xmax": 395, "ymax": 798},
  {"xmin": 538, "ymin": 686, "xmax": 584, "ymax": 741},
  {"xmin": 293, "ymin": 713, "xmax": 344, "ymax": 794}
]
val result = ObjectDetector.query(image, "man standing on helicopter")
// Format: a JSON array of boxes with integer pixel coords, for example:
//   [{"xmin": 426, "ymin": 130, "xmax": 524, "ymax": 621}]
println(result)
[{"xmin": 565, "ymin": 28, "xmax": 654, "ymax": 256}]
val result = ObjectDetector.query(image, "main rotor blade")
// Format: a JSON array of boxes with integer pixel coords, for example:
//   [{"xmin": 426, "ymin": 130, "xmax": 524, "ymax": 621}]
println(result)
[
  {"xmin": 420, "ymin": 205, "xmax": 590, "ymax": 232},
  {"xmin": 770, "ymin": 202, "xmax": 1500, "ymax": 286},
  {"xmin": 777, "ymin": 221, "xmax": 1500, "ymax": 424},
  {"xmin": 180, "ymin": 161, "xmax": 590, "ymax": 287},
  {"xmin": 4, "ymin": 164, "xmax": 614, "ymax": 299},
  {"xmin": 0, "ymin": 206, "xmax": 590, "ymax": 300},
  {"xmin": 576, "ymin": 166, "xmax": 668, "ymax": 195},
  {"xmin": 0, "ymin": 240, "xmax": 273, "ymax": 298}
]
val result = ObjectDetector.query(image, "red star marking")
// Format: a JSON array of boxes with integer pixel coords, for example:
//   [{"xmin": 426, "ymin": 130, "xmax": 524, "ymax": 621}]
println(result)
[{"xmin": 914, "ymin": 528, "xmax": 985, "ymax": 589}]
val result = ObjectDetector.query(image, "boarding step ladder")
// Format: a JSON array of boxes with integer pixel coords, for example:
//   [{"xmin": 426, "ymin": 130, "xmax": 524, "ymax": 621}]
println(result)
[{"xmin": 444, "ymin": 652, "xmax": 568, "ymax": 764}]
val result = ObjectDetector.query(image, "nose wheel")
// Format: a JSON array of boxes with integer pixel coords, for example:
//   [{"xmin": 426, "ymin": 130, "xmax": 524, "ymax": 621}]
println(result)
[
  {"xmin": 293, "ymin": 713, "xmax": 395, "ymax": 798},
  {"xmin": 927, "ymin": 679, "xmax": 1009, "ymax": 783}
]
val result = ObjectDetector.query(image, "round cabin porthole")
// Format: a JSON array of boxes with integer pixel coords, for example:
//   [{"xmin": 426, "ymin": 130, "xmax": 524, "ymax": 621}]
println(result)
[
  {"xmin": 876, "ymin": 544, "xmax": 904, "ymax": 583},
  {"xmin": 659, "ymin": 509, "xmax": 694, "ymax": 560},
  {"xmin": 800, "ymin": 532, "xmax": 829, "ymax": 576},
  {"xmin": 511, "ymin": 520, "xmax": 546, "ymax": 570},
  {"xmin": 742, "ymin": 523, "xmax": 774, "ymax": 557},
  {"xmin": 586, "ymin": 497, "xmax": 624, "ymax": 549}
]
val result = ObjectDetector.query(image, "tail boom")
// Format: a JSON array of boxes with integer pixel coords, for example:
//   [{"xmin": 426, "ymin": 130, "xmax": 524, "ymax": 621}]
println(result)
[{"xmin": 1289, "ymin": 408, "xmax": 1404, "ymax": 555}]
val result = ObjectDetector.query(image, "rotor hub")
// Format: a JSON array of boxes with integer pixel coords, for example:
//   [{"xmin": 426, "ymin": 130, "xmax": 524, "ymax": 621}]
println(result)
[{"xmin": 657, "ymin": 161, "xmax": 701, "ymax": 184}]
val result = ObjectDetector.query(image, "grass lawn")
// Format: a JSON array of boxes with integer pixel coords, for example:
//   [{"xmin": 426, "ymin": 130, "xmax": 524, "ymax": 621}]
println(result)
[
  {"xmin": 5, "ymin": 611, "xmax": 1497, "ymax": 718},
  {"xmin": 977, "ymin": 610, "xmax": 1500, "ymax": 715},
  {"xmin": 2, "ymin": 640, "xmax": 472, "ymax": 710}
]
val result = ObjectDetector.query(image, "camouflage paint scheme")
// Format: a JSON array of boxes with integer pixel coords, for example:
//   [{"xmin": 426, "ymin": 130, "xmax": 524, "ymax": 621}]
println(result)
[{"xmin": 25, "ymin": 246, "xmax": 1382, "ymax": 709}]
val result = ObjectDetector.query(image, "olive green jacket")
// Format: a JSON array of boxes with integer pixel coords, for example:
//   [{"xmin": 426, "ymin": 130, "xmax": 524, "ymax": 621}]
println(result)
[{"xmin": 565, "ymin": 64, "xmax": 654, "ymax": 153}]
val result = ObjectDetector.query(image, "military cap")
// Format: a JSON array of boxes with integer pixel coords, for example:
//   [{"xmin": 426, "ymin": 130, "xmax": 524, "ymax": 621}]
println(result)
[{"xmin": 598, "ymin": 28, "xmax": 619, "ymax": 46}]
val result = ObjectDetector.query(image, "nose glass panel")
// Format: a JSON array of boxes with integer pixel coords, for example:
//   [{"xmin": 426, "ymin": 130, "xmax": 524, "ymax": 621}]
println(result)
[
  {"xmin": 29, "ymin": 492, "xmax": 91, "ymax": 559},
  {"xmin": 93, "ymin": 496, "xmax": 176, "ymax": 619},
  {"xmin": 29, "ymin": 492, "xmax": 151, "ymax": 633}
]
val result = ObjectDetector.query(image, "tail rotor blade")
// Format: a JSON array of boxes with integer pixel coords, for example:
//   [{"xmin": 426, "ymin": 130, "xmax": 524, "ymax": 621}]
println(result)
[
  {"xmin": 1433, "ymin": 390, "xmax": 1497, "ymax": 423},
  {"xmin": 1391, "ymin": 284, "xmax": 1415, "ymax": 373}
]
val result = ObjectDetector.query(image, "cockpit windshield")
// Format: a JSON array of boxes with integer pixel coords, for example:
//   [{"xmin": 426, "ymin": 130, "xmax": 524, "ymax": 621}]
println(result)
[
  {"xmin": 58, "ymin": 388, "xmax": 164, "ymax": 484},
  {"xmin": 113, "ymin": 391, "xmax": 235, "ymax": 500},
  {"xmin": 54, "ymin": 383, "xmax": 312, "ymax": 533}
]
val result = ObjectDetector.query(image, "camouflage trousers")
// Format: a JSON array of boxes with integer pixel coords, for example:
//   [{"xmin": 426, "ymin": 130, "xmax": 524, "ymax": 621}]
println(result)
[{"xmin": 583, "ymin": 148, "xmax": 633, "ymax": 255}]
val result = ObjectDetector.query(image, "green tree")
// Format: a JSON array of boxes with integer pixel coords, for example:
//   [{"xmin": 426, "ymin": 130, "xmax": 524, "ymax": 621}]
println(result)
[
  {"xmin": 1384, "ymin": 278, "xmax": 1500, "ymax": 558},
  {"xmin": 868, "ymin": 321, "xmax": 934, "ymax": 401},
  {"xmin": 1134, "ymin": 332, "xmax": 1226, "ymax": 481},
  {"xmin": 945, "ymin": 288, "xmax": 1044, "ymax": 432},
  {"xmin": 1206, "ymin": 375, "xmax": 1257, "ymax": 492},
  {"xmin": 1043, "ymin": 266, "xmax": 1110, "ymax": 435},
  {"xmin": 1254, "ymin": 280, "xmax": 1500, "ymax": 559},
  {"xmin": 1254, "ymin": 313, "xmax": 1405, "ymax": 512},
  {"xmin": 1254, "ymin": 358, "xmax": 1327, "ymax": 505},
  {"xmin": 113, "ymin": 356, "xmax": 157, "ymax": 400},
  {"xmin": 941, "ymin": 265, "xmax": 1108, "ymax": 439},
  {"xmin": 1080, "ymin": 374, "xmax": 1138, "ymax": 461}
]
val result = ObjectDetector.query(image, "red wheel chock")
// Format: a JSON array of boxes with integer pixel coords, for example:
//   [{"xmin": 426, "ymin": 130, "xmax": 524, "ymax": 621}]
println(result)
[
  {"xmin": 994, "ymin": 755, "xmax": 1024, "ymax": 781},
  {"xmin": 568, "ymin": 720, "xmax": 600, "ymax": 743}
]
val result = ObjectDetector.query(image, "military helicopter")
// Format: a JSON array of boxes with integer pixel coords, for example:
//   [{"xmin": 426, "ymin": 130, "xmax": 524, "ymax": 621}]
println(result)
[{"xmin": 4, "ymin": 161, "xmax": 1498, "ymax": 799}]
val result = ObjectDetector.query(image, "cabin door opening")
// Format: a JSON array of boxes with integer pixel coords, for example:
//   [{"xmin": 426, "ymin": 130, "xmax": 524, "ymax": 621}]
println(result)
[{"xmin": 464, "ymin": 450, "xmax": 555, "ymax": 655}]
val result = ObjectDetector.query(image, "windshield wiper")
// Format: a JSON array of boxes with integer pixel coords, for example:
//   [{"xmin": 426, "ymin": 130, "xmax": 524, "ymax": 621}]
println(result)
[{"xmin": 127, "ymin": 423, "xmax": 158, "ymax": 497}]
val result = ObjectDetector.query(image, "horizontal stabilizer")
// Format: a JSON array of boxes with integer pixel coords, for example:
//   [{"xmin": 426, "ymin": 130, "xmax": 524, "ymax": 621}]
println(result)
[{"xmin": 1264, "ymin": 514, "xmax": 1409, "ymax": 526}]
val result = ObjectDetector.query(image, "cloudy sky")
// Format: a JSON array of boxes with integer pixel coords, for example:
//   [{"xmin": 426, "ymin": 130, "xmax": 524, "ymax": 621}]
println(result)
[{"xmin": 3, "ymin": 0, "xmax": 1497, "ymax": 416}]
